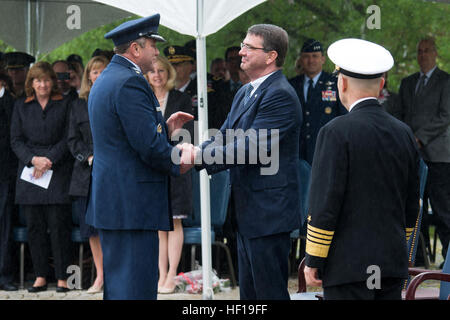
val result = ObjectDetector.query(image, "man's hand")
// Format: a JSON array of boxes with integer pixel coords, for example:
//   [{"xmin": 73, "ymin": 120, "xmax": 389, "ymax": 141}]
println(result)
[
  {"xmin": 415, "ymin": 137, "xmax": 423, "ymax": 148},
  {"xmin": 177, "ymin": 143, "xmax": 198, "ymax": 174},
  {"xmin": 304, "ymin": 266, "xmax": 323, "ymax": 287},
  {"xmin": 88, "ymin": 155, "xmax": 94, "ymax": 166},
  {"xmin": 167, "ymin": 112, "xmax": 194, "ymax": 137},
  {"xmin": 32, "ymin": 156, "xmax": 52, "ymax": 172}
]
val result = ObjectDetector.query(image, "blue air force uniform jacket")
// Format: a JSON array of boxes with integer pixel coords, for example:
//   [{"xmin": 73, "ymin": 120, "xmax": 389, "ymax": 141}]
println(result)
[
  {"xmin": 305, "ymin": 99, "xmax": 420, "ymax": 287},
  {"xmin": 86, "ymin": 55, "xmax": 179, "ymax": 231},
  {"xmin": 197, "ymin": 70, "xmax": 303, "ymax": 238},
  {"xmin": 289, "ymin": 72, "xmax": 347, "ymax": 164}
]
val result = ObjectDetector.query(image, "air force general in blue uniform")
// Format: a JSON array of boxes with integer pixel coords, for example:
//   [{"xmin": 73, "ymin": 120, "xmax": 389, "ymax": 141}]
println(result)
[
  {"xmin": 289, "ymin": 39, "xmax": 347, "ymax": 165},
  {"xmin": 86, "ymin": 15, "xmax": 183, "ymax": 300},
  {"xmin": 196, "ymin": 24, "xmax": 302, "ymax": 299}
]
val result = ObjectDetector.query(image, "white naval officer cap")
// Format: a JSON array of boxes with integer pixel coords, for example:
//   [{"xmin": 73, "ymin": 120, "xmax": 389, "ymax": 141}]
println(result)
[{"xmin": 328, "ymin": 38, "xmax": 394, "ymax": 79}]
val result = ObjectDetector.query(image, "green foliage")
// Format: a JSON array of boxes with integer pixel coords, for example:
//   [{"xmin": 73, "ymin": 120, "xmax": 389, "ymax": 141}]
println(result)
[{"xmin": 2, "ymin": 0, "xmax": 448, "ymax": 92}]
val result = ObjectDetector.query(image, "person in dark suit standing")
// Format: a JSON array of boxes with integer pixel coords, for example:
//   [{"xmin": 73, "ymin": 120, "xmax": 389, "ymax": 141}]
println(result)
[
  {"xmin": 289, "ymin": 39, "xmax": 347, "ymax": 165},
  {"xmin": 304, "ymin": 39, "xmax": 420, "ymax": 300},
  {"xmin": 86, "ymin": 14, "xmax": 194, "ymax": 300},
  {"xmin": 0, "ymin": 77, "xmax": 18, "ymax": 291},
  {"xmin": 184, "ymin": 24, "xmax": 302, "ymax": 299},
  {"xmin": 390, "ymin": 38, "xmax": 450, "ymax": 264}
]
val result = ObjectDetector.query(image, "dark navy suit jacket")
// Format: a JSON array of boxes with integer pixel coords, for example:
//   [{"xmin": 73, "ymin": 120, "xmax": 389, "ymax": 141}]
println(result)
[
  {"xmin": 198, "ymin": 70, "xmax": 303, "ymax": 239},
  {"xmin": 86, "ymin": 55, "xmax": 179, "ymax": 231}
]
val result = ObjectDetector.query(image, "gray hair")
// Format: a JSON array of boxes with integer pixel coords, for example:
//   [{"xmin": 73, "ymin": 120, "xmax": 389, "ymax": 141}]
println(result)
[
  {"xmin": 417, "ymin": 37, "xmax": 438, "ymax": 52},
  {"xmin": 114, "ymin": 37, "xmax": 147, "ymax": 54},
  {"xmin": 247, "ymin": 24, "xmax": 289, "ymax": 67}
]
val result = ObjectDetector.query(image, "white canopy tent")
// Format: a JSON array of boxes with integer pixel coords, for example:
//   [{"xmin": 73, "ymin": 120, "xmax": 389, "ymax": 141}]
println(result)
[
  {"xmin": 0, "ymin": 0, "xmax": 131, "ymax": 57},
  {"xmin": 94, "ymin": 0, "xmax": 266, "ymax": 300}
]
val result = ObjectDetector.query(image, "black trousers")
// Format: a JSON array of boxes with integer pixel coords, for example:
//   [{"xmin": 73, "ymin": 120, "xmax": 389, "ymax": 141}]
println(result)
[
  {"xmin": 237, "ymin": 232, "xmax": 291, "ymax": 300},
  {"xmin": 324, "ymin": 278, "xmax": 403, "ymax": 300},
  {"xmin": 22, "ymin": 204, "xmax": 72, "ymax": 280},
  {"xmin": 0, "ymin": 181, "xmax": 18, "ymax": 285},
  {"xmin": 425, "ymin": 162, "xmax": 450, "ymax": 259}
]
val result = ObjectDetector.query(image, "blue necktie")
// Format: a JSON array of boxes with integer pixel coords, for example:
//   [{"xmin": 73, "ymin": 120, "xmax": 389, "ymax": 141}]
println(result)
[{"xmin": 243, "ymin": 84, "xmax": 253, "ymax": 106}]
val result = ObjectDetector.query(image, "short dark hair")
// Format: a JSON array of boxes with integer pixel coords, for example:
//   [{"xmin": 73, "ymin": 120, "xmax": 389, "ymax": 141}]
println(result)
[
  {"xmin": 247, "ymin": 24, "xmax": 289, "ymax": 67},
  {"xmin": 225, "ymin": 46, "xmax": 240, "ymax": 61},
  {"xmin": 114, "ymin": 37, "xmax": 147, "ymax": 55}
]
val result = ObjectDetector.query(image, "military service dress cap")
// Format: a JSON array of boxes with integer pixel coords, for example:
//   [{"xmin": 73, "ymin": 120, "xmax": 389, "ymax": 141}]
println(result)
[
  {"xmin": 104, "ymin": 14, "xmax": 166, "ymax": 46},
  {"xmin": 4, "ymin": 52, "xmax": 35, "ymax": 69},
  {"xmin": 163, "ymin": 45, "xmax": 195, "ymax": 63},
  {"xmin": 301, "ymin": 39, "xmax": 323, "ymax": 53},
  {"xmin": 328, "ymin": 38, "xmax": 393, "ymax": 79}
]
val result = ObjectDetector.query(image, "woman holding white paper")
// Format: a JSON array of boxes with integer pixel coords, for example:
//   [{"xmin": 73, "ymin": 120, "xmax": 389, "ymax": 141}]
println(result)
[{"xmin": 10, "ymin": 61, "xmax": 73, "ymax": 293}]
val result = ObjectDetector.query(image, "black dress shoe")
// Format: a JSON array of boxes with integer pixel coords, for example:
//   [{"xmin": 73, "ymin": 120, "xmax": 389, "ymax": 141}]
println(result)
[
  {"xmin": 0, "ymin": 283, "xmax": 18, "ymax": 291},
  {"xmin": 56, "ymin": 286, "xmax": 70, "ymax": 293},
  {"xmin": 27, "ymin": 285, "xmax": 47, "ymax": 293}
]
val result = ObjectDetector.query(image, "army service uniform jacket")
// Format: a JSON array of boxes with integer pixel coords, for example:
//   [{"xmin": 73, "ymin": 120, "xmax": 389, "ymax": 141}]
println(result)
[{"xmin": 305, "ymin": 98, "xmax": 420, "ymax": 287}]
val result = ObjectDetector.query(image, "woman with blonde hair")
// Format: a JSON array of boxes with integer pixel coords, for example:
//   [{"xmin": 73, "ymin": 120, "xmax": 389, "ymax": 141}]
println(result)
[
  {"xmin": 68, "ymin": 55, "xmax": 109, "ymax": 294},
  {"xmin": 10, "ymin": 61, "xmax": 73, "ymax": 292},
  {"xmin": 146, "ymin": 56, "xmax": 193, "ymax": 294}
]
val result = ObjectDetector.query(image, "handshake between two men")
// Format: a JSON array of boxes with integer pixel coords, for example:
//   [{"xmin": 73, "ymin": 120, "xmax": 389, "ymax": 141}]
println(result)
[{"xmin": 166, "ymin": 111, "xmax": 200, "ymax": 175}]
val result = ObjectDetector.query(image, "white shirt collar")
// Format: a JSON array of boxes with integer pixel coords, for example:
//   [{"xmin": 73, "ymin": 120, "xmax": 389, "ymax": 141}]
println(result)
[
  {"xmin": 249, "ymin": 70, "xmax": 277, "ymax": 96},
  {"xmin": 349, "ymin": 97, "xmax": 378, "ymax": 112},
  {"xmin": 178, "ymin": 79, "xmax": 191, "ymax": 93},
  {"xmin": 0, "ymin": 86, "xmax": 5, "ymax": 98},
  {"xmin": 118, "ymin": 55, "xmax": 142, "ymax": 73}
]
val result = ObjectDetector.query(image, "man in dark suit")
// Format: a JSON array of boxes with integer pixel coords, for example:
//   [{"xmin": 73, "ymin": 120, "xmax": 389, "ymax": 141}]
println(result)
[
  {"xmin": 184, "ymin": 24, "xmax": 302, "ymax": 299},
  {"xmin": 289, "ymin": 39, "xmax": 347, "ymax": 165},
  {"xmin": 86, "ymin": 14, "xmax": 193, "ymax": 300},
  {"xmin": 304, "ymin": 39, "xmax": 420, "ymax": 300},
  {"xmin": 0, "ymin": 80, "xmax": 18, "ymax": 291},
  {"xmin": 391, "ymin": 38, "xmax": 450, "ymax": 264}
]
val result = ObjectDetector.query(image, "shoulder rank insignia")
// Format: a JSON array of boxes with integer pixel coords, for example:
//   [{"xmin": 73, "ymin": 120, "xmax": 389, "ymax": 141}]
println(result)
[{"xmin": 157, "ymin": 123, "xmax": 162, "ymax": 133}]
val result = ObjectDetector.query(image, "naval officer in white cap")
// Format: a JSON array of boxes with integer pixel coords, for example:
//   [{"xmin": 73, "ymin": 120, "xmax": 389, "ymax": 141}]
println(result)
[
  {"xmin": 86, "ymin": 14, "xmax": 194, "ymax": 300},
  {"xmin": 303, "ymin": 39, "xmax": 420, "ymax": 299}
]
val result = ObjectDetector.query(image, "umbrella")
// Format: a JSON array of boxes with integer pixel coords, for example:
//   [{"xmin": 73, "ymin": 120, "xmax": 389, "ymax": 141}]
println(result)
[
  {"xmin": 94, "ymin": 0, "xmax": 266, "ymax": 300},
  {"xmin": 0, "ymin": 0, "xmax": 131, "ymax": 56}
]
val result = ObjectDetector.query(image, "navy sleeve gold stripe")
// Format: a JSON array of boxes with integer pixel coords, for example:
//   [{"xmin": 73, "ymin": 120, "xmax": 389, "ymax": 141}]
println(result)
[{"xmin": 306, "ymin": 223, "xmax": 335, "ymax": 258}]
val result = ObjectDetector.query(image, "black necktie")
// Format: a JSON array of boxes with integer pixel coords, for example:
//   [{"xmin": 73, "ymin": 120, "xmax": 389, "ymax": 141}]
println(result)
[
  {"xmin": 415, "ymin": 74, "xmax": 427, "ymax": 96},
  {"xmin": 306, "ymin": 79, "xmax": 314, "ymax": 102},
  {"xmin": 243, "ymin": 84, "xmax": 253, "ymax": 106}
]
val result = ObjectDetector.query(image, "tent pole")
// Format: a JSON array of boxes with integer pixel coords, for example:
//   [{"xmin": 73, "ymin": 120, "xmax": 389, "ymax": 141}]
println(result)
[{"xmin": 196, "ymin": 0, "xmax": 214, "ymax": 301}]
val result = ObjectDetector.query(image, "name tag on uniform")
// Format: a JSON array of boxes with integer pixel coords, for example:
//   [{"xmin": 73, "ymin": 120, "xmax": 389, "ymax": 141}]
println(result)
[{"xmin": 322, "ymin": 90, "xmax": 337, "ymax": 101}]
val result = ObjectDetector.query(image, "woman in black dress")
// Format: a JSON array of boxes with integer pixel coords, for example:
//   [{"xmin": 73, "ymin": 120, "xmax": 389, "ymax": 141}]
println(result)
[
  {"xmin": 10, "ymin": 61, "xmax": 73, "ymax": 292},
  {"xmin": 67, "ymin": 55, "xmax": 109, "ymax": 294},
  {"xmin": 146, "ymin": 56, "xmax": 193, "ymax": 294}
]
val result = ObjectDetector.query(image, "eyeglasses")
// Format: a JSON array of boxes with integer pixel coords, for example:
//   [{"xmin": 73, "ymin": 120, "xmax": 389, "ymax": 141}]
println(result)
[{"xmin": 240, "ymin": 42, "xmax": 266, "ymax": 52}]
